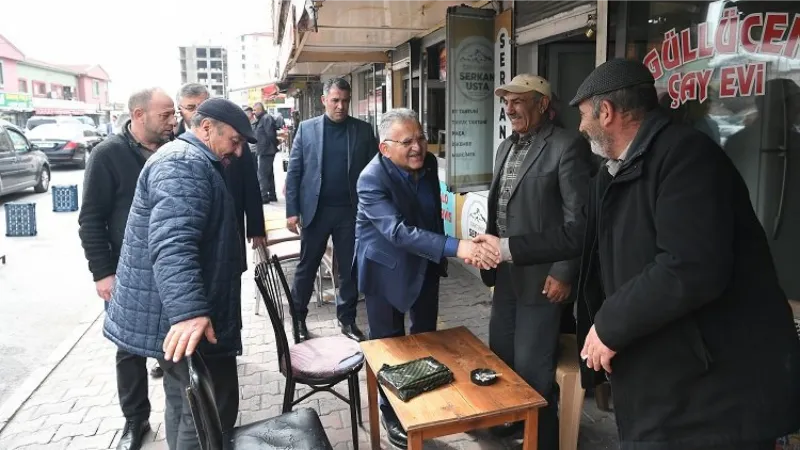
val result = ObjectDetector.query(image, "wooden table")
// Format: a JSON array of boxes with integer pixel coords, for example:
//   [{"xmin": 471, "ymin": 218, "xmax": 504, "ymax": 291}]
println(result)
[{"xmin": 360, "ymin": 326, "xmax": 547, "ymax": 449}]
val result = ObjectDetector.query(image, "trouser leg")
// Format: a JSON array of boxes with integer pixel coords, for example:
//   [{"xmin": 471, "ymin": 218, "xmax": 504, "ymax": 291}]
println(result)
[
  {"xmin": 513, "ymin": 301, "xmax": 563, "ymax": 450},
  {"xmin": 159, "ymin": 356, "xmax": 239, "ymax": 450},
  {"xmin": 257, "ymin": 154, "xmax": 275, "ymax": 200},
  {"xmin": 265, "ymin": 155, "xmax": 276, "ymax": 199},
  {"xmin": 290, "ymin": 217, "xmax": 331, "ymax": 321},
  {"xmin": 116, "ymin": 348, "xmax": 151, "ymax": 422},
  {"xmin": 364, "ymin": 294, "xmax": 405, "ymax": 418},
  {"xmin": 330, "ymin": 207, "xmax": 358, "ymax": 324},
  {"xmin": 408, "ymin": 270, "xmax": 439, "ymax": 335}
]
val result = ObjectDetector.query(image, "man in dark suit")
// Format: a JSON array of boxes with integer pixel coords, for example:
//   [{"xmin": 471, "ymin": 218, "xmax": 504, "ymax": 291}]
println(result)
[
  {"xmin": 285, "ymin": 77, "xmax": 377, "ymax": 342},
  {"xmin": 472, "ymin": 74, "xmax": 592, "ymax": 449},
  {"xmin": 254, "ymin": 102, "xmax": 280, "ymax": 203},
  {"xmin": 355, "ymin": 108, "xmax": 500, "ymax": 448}
]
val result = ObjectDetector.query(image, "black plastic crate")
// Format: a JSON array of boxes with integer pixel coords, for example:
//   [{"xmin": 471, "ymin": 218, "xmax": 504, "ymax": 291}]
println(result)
[{"xmin": 4, "ymin": 203, "xmax": 37, "ymax": 237}]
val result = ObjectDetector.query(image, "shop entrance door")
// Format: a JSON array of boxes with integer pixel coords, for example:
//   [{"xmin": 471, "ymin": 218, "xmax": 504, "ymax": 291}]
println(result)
[{"xmin": 544, "ymin": 43, "xmax": 595, "ymax": 131}]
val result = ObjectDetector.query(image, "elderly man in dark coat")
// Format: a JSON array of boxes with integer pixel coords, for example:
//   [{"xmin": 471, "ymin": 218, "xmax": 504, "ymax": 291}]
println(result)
[
  {"xmin": 502, "ymin": 58, "xmax": 800, "ymax": 450},
  {"xmin": 104, "ymin": 98, "xmax": 257, "ymax": 450}
]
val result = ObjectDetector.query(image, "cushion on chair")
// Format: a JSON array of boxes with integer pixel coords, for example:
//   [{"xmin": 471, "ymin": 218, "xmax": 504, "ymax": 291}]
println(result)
[
  {"xmin": 232, "ymin": 407, "xmax": 333, "ymax": 450},
  {"xmin": 288, "ymin": 336, "xmax": 364, "ymax": 380}
]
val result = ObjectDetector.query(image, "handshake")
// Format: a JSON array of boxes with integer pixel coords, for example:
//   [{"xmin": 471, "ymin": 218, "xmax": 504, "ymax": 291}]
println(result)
[{"xmin": 456, "ymin": 234, "xmax": 505, "ymax": 270}]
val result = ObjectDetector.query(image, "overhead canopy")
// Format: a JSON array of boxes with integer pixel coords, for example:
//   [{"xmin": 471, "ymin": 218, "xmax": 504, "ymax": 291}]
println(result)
[{"xmin": 283, "ymin": 0, "xmax": 491, "ymax": 78}]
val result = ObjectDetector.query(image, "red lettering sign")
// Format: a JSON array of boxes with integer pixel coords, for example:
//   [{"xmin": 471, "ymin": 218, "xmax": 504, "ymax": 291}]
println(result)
[{"xmin": 643, "ymin": 6, "xmax": 782, "ymax": 108}]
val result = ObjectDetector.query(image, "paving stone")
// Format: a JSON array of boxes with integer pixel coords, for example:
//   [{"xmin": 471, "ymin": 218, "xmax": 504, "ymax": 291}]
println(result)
[
  {"xmin": 0, "ymin": 256, "xmax": 619, "ymax": 449},
  {"xmin": 31, "ymin": 399, "xmax": 77, "ymax": 420},
  {"xmin": 0, "ymin": 425, "xmax": 59, "ymax": 448},
  {"xmin": 52, "ymin": 418, "xmax": 101, "ymax": 441},
  {"xmin": 64, "ymin": 430, "xmax": 116, "ymax": 450}
]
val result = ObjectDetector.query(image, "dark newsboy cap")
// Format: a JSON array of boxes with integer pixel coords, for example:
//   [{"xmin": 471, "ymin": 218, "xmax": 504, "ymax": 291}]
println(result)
[
  {"xmin": 196, "ymin": 98, "xmax": 257, "ymax": 144},
  {"xmin": 570, "ymin": 58, "xmax": 655, "ymax": 107}
]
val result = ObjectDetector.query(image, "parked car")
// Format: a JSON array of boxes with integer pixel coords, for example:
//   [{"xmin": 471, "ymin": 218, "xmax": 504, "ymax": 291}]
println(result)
[
  {"xmin": 74, "ymin": 116, "xmax": 96, "ymax": 127},
  {"xmin": 24, "ymin": 115, "xmax": 82, "ymax": 133},
  {"xmin": 0, "ymin": 122, "xmax": 51, "ymax": 197},
  {"xmin": 25, "ymin": 123, "xmax": 101, "ymax": 169}
]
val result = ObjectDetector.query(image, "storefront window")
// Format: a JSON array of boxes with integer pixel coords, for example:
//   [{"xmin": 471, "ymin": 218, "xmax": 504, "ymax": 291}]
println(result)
[
  {"xmin": 355, "ymin": 65, "xmax": 386, "ymax": 135},
  {"xmin": 626, "ymin": 0, "xmax": 800, "ymax": 300}
]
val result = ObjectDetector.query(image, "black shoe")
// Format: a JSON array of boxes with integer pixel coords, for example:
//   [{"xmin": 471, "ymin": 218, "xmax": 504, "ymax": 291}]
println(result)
[
  {"xmin": 295, "ymin": 320, "xmax": 310, "ymax": 342},
  {"xmin": 489, "ymin": 421, "xmax": 524, "ymax": 437},
  {"xmin": 268, "ymin": 196, "xmax": 278, "ymax": 202},
  {"xmin": 117, "ymin": 420, "xmax": 150, "ymax": 450},
  {"xmin": 340, "ymin": 322, "xmax": 366, "ymax": 342},
  {"xmin": 381, "ymin": 414, "xmax": 407, "ymax": 449},
  {"xmin": 149, "ymin": 364, "xmax": 163, "ymax": 378},
  {"xmin": 262, "ymin": 198, "xmax": 271, "ymax": 205}
]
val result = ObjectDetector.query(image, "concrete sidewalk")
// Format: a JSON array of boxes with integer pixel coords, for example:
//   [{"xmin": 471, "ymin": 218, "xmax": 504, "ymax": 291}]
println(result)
[{"xmin": 0, "ymin": 254, "xmax": 618, "ymax": 449}]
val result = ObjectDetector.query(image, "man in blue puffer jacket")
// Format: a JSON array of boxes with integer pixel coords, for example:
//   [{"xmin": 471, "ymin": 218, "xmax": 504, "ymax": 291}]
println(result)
[{"xmin": 104, "ymin": 98, "xmax": 257, "ymax": 450}]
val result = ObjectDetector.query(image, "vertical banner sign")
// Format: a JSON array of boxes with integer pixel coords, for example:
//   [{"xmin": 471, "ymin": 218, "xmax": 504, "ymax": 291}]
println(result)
[
  {"xmin": 446, "ymin": 6, "xmax": 496, "ymax": 193},
  {"xmin": 494, "ymin": 9, "xmax": 513, "ymax": 164},
  {"xmin": 439, "ymin": 180, "xmax": 457, "ymax": 237}
]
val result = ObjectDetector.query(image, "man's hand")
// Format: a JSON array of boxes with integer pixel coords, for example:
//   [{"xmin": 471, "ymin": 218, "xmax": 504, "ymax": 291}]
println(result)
[
  {"xmin": 580, "ymin": 325, "xmax": 617, "ymax": 373},
  {"xmin": 465, "ymin": 234, "xmax": 503, "ymax": 269},
  {"xmin": 457, "ymin": 239, "xmax": 501, "ymax": 270},
  {"xmin": 542, "ymin": 275, "xmax": 571, "ymax": 303},
  {"xmin": 287, "ymin": 216, "xmax": 299, "ymax": 234},
  {"xmin": 163, "ymin": 316, "xmax": 217, "ymax": 363},
  {"xmin": 95, "ymin": 275, "xmax": 115, "ymax": 302},
  {"xmin": 249, "ymin": 236, "xmax": 267, "ymax": 249}
]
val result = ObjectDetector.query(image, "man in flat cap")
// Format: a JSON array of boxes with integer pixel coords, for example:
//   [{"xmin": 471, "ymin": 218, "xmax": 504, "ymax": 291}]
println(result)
[
  {"xmin": 557, "ymin": 58, "xmax": 799, "ymax": 449},
  {"xmin": 104, "ymin": 97, "xmax": 257, "ymax": 449},
  {"xmin": 470, "ymin": 74, "xmax": 592, "ymax": 447}
]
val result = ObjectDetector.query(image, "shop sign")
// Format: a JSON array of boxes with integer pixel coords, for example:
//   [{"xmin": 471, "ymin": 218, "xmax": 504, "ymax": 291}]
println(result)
[
  {"xmin": 0, "ymin": 92, "xmax": 33, "ymax": 110},
  {"xmin": 439, "ymin": 180, "xmax": 457, "ymax": 237},
  {"xmin": 460, "ymin": 192, "xmax": 488, "ymax": 239},
  {"xmin": 644, "ymin": 6, "xmax": 800, "ymax": 109},
  {"xmin": 446, "ymin": 6, "xmax": 496, "ymax": 193},
  {"xmin": 494, "ymin": 9, "xmax": 513, "ymax": 161}
]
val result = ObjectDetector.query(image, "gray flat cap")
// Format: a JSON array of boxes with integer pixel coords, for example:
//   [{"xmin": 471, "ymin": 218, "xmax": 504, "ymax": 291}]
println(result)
[{"xmin": 569, "ymin": 59, "xmax": 655, "ymax": 107}]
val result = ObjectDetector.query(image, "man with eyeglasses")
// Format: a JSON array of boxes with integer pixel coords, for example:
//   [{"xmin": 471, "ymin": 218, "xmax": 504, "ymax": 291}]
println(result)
[
  {"xmin": 285, "ymin": 77, "xmax": 377, "ymax": 343},
  {"xmin": 354, "ymin": 108, "xmax": 500, "ymax": 448}
]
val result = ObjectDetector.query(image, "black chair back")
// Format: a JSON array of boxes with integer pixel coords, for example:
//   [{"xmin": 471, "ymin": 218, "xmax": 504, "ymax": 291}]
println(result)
[
  {"xmin": 185, "ymin": 354, "xmax": 224, "ymax": 450},
  {"xmin": 254, "ymin": 256, "xmax": 296, "ymax": 379}
]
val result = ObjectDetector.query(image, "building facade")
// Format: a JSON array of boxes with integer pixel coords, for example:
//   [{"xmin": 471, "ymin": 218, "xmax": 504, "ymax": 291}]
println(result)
[
  {"xmin": 271, "ymin": 3, "xmax": 800, "ymax": 384},
  {"xmin": 179, "ymin": 44, "xmax": 229, "ymax": 97},
  {"xmin": 227, "ymin": 32, "xmax": 276, "ymax": 105},
  {"xmin": 0, "ymin": 34, "xmax": 111, "ymax": 126}
]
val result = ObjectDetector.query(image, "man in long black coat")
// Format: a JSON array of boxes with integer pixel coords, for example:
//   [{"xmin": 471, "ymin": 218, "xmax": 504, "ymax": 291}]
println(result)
[{"xmin": 478, "ymin": 59, "xmax": 800, "ymax": 449}]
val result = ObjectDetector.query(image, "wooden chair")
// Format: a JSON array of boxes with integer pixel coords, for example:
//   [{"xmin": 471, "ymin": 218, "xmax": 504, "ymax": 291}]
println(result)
[
  {"xmin": 254, "ymin": 255, "xmax": 364, "ymax": 450},
  {"xmin": 555, "ymin": 334, "xmax": 585, "ymax": 450},
  {"xmin": 254, "ymin": 229, "xmax": 335, "ymax": 315},
  {"xmin": 185, "ymin": 353, "xmax": 334, "ymax": 450}
]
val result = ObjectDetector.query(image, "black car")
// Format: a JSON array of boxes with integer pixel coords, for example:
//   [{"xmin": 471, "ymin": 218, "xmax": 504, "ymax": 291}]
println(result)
[
  {"xmin": 25, "ymin": 124, "xmax": 102, "ymax": 169},
  {"xmin": 0, "ymin": 121, "xmax": 51, "ymax": 197}
]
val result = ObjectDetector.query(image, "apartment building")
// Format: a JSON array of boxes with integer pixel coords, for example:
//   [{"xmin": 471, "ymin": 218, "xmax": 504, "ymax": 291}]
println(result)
[
  {"xmin": 179, "ymin": 44, "xmax": 228, "ymax": 97},
  {"xmin": 0, "ymin": 33, "xmax": 111, "ymax": 126}
]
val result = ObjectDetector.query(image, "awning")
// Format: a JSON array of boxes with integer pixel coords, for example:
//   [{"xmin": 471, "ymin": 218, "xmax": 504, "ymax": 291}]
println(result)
[
  {"xmin": 261, "ymin": 83, "xmax": 280, "ymax": 98},
  {"xmin": 34, "ymin": 108, "xmax": 98, "ymax": 116}
]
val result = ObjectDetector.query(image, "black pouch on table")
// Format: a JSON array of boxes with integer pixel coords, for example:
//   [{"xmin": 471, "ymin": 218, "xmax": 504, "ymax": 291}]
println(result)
[{"xmin": 377, "ymin": 356, "xmax": 454, "ymax": 402}]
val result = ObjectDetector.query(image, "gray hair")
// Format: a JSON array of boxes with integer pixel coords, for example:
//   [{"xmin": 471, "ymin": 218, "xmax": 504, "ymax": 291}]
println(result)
[
  {"xmin": 323, "ymin": 77, "xmax": 351, "ymax": 95},
  {"xmin": 178, "ymin": 83, "xmax": 209, "ymax": 102},
  {"xmin": 190, "ymin": 112, "xmax": 220, "ymax": 128},
  {"xmin": 128, "ymin": 87, "xmax": 163, "ymax": 113},
  {"xmin": 378, "ymin": 108, "xmax": 419, "ymax": 141},
  {"xmin": 590, "ymin": 83, "xmax": 658, "ymax": 122}
]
